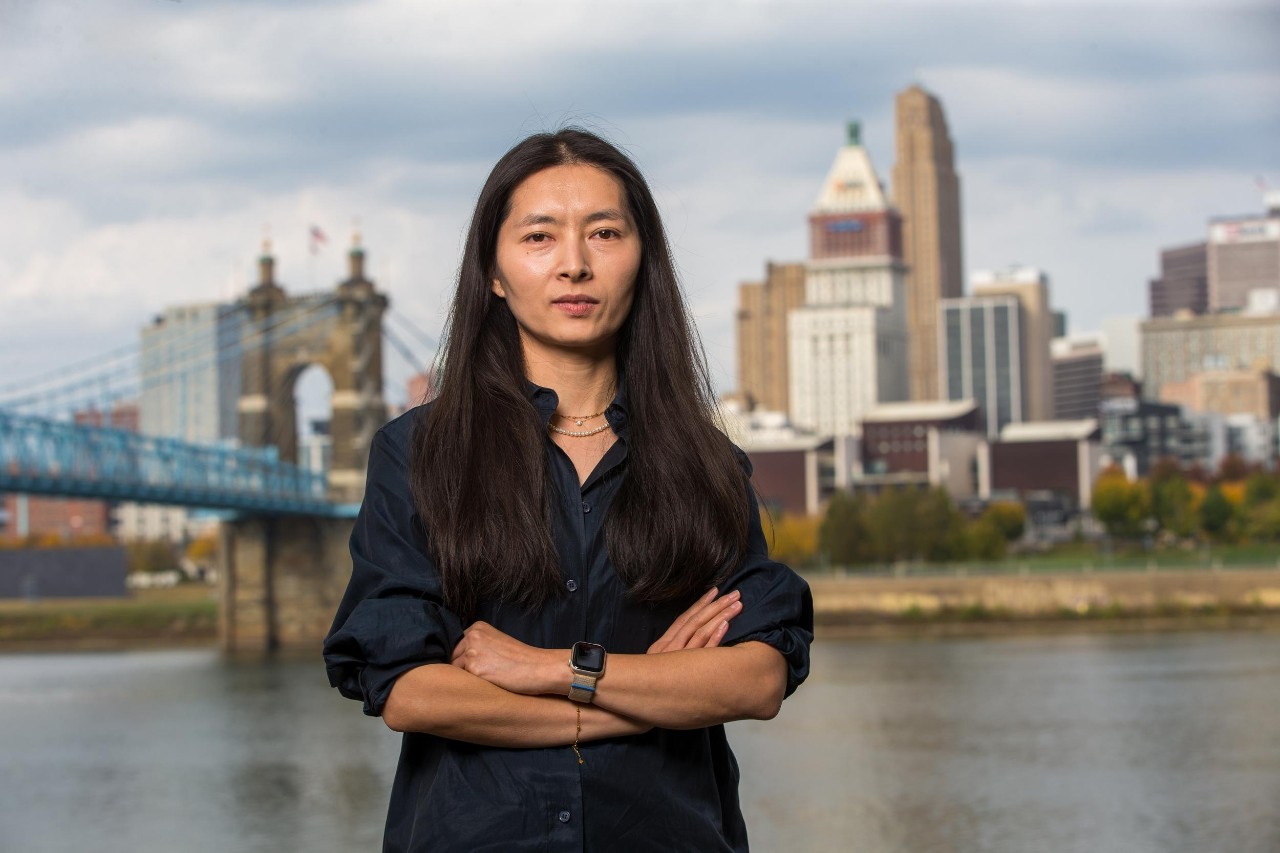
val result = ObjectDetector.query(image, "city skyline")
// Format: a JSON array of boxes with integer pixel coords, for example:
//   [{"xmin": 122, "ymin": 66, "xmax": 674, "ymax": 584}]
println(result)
[{"xmin": 2, "ymin": 1, "xmax": 1277, "ymax": 397}]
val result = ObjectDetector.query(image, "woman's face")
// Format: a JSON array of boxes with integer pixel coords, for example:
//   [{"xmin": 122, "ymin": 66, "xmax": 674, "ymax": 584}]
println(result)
[{"xmin": 491, "ymin": 164, "xmax": 641, "ymax": 362}]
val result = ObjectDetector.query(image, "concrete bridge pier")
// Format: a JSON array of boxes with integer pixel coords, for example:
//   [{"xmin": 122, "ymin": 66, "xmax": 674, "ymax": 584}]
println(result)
[{"xmin": 219, "ymin": 516, "xmax": 355, "ymax": 653}]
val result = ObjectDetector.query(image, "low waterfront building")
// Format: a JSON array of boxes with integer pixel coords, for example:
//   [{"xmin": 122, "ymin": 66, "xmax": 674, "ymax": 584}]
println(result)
[{"xmin": 985, "ymin": 419, "xmax": 1104, "ymax": 511}]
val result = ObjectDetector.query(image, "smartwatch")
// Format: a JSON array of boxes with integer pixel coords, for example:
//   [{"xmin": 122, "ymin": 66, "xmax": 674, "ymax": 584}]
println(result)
[{"xmin": 568, "ymin": 641, "xmax": 607, "ymax": 703}]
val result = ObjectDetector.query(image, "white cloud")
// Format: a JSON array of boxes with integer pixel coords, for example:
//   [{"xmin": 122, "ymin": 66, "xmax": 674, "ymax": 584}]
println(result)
[{"xmin": 0, "ymin": 0, "xmax": 1276, "ymax": 404}]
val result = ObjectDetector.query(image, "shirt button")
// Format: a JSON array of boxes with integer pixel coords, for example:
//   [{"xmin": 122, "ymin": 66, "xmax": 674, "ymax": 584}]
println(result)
[
  {"xmin": 558, "ymin": 810, "xmax": 571, "ymax": 823},
  {"xmin": 581, "ymin": 501, "xmax": 591, "ymax": 513},
  {"xmin": 566, "ymin": 579, "xmax": 578, "ymax": 592}
]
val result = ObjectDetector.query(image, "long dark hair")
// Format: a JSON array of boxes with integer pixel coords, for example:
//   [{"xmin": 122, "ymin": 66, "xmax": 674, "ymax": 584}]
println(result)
[{"xmin": 411, "ymin": 128, "xmax": 749, "ymax": 617}]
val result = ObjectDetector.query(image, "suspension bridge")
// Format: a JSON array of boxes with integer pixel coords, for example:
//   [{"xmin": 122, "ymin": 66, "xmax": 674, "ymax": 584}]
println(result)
[{"xmin": 0, "ymin": 241, "xmax": 438, "ymax": 651}]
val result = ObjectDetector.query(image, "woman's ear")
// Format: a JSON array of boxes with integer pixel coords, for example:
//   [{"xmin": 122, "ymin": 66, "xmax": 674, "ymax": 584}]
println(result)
[{"xmin": 491, "ymin": 277, "xmax": 506, "ymax": 299}]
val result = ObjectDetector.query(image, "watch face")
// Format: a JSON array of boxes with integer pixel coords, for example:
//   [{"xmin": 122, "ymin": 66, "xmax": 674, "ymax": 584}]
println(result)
[{"xmin": 572, "ymin": 642, "xmax": 606, "ymax": 674}]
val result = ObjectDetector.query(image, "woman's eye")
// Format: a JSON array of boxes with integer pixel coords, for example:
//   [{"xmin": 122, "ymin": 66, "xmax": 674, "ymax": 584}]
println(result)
[
  {"xmin": 525, "ymin": 233, "xmax": 549, "ymax": 243},
  {"xmin": 595, "ymin": 228, "xmax": 619, "ymax": 240}
]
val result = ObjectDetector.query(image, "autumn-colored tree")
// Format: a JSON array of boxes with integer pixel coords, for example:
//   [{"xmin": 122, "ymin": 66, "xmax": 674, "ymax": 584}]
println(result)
[
  {"xmin": 1245, "ymin": 498, "xmax": 1280, "ymax": 541},
  {"xmin": 861, "ymin": 487, "xmax": 966, "ymax": 563},
  {"xmin": 1151, "ymin": 472, "xmax": 1196, "ymax": 538},
  {"xmin": 981, "ymin": 501, "xmax": 1026, "ymax": 543},
  {"xmin": 186, "ymin": 534, "xmax": 219, "ymax": 564},
  {"xmin": 965, "ymin": 516, "xmax": 1007, "ymax": 562},
  {"xmin": 766, "ymin": 513, "xmax": 821, "ymax": 567},
  {"xmin": 126, "ymin": 539, "xmax": 181, "ymax": 574},
  {"xmin": 1219, "ymin": 480, "xmax": 1246, "ymax": 508},
  {"xmin": 1091, "ymin": 466, "xmax": 1150, "ymax": 539},
  {"xmin": 1198, "ymin": 484, "xmax": 1236, "ymax": 542},
  {"xmin": 1243, "ymin": 472, "xmax": 1280, "ymax": 509}
]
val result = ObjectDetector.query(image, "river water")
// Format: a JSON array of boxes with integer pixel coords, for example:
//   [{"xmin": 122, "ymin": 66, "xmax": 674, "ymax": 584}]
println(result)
[{"xmin": 1, "ymin": 631, "xmax": 1277, "ymax": 853}]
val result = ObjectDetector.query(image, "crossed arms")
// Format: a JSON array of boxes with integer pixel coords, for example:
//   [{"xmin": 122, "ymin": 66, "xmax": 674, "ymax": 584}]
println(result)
[{"xmin": 381, "ymin": 587, "xmax": 788, "ymax": 747}]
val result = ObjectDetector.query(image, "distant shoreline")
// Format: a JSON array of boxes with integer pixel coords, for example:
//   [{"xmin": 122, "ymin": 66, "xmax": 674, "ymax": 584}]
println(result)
[
  {"xmin": 4, "ymin": 571, "xmax": 1280, "ymax": 652},
  {"xmin": 815, "ymin": 610, "xmax": 1280, "ymax": 641},
  {"xmin": 2, "ymin": 596, "xmax": 1280, "ymax": 655},
  {"xmin": 4, "ymin": 613, "xmax": 1279, "ymax": 654}
]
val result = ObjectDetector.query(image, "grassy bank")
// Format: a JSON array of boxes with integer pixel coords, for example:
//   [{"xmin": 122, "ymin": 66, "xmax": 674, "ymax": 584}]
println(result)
[
  {"xmin": 4, "ymin": 573, "xmax": 1279, "ymax": 651},
  {"xmin": 815, "ymin": 600, "xmax": 1280, "ymax": 639},
  {"xmin": 803, "ymin": 543, "xmax": 1280, "ymax": 578},
  {"xmin": 0, "ymin": 585, "xmax": 217, "ymax": 651}
]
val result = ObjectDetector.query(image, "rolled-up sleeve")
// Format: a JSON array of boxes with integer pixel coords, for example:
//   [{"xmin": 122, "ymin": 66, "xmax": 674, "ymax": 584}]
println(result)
[
  {"xmin": 323, "ymin": 420, "xmax": 465, "ymax": 716},
  {"xmin": 720, "ymin": 450, "xmax": 815, "ymax": 698}
]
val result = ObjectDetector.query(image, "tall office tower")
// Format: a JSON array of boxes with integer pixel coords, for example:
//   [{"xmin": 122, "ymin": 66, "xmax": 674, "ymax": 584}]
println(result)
[
  {"xmin": 735, "ymin": 262, "xmax": 806, "ymax": 413},
  {"xmin": 939, "ymin": 294, "xmax": 1023, "ymax": 438},
  {"xmin": 1051, "ymin": 335, "xmax": 1104, "ymax": 420},
  {"xmin": 123, "ymin": 277, "xmax": 245, "ymax": 542},
  {"xmin": 140, "ymin": 301, "xmax": 243, "ymax": 444},
  {"xmin": 1149, "ymin": 242, "xmax": 1208, "ymax": 317},
  {"xmin": 1207, "ymin": 195, "xmax": 1280, "ymax": 311},
  {"xmin": 892, "ymin": 84, "xmax": 964, "ymax": 401},
  {"xmin": 789, "ymin": 122, "xmax": 909, "ymax": 437},
  {"xmin": 971, "ymin": 266, "xmax": 1055, "ymax": 422}
]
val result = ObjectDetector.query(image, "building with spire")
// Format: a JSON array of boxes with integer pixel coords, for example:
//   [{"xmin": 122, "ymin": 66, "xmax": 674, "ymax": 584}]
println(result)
[
  {"xmin": 892, "ymin": 84, "xmax": 964, "ymax": 402},
  {"xmin": 788, "ymin": 121, "xmax": 909, "ymax": 437}
]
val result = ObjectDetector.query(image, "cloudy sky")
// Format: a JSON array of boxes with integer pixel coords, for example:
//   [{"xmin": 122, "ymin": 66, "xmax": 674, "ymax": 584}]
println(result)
[{"xmin": 1, "ymin": 0, "xmax": 1277, "ymax": 408}]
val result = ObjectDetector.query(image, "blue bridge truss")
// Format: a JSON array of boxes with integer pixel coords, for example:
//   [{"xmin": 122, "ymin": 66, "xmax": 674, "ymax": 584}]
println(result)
[{"xmin": 0, "ymin": 411, "xmax": 356, "ymax": 517}]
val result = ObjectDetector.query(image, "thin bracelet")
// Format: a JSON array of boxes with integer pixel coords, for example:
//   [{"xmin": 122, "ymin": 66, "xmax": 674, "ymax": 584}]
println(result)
[{"xmin": 572, "ymin": 705, "xmax": 584, "ymax": 765}]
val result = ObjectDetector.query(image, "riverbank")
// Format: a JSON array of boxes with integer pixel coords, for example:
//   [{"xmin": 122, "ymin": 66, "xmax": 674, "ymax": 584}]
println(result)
[
  {"xmin": 0, "ymin": 585, "xmax": 217, "ymax": 652},
  {"xmin": 4, "ymin": 570, "xmax": 1280, "ymax": 651},
  {"xmin": 809, "ymin": 568, "xmax": 1280, "ymax": 638}
]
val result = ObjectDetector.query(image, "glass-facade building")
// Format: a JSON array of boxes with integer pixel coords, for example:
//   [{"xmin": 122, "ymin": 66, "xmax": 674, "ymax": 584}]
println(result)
[{"xmin": 939, "ymin": 295, "xmax": 1023, "ymax": 438}]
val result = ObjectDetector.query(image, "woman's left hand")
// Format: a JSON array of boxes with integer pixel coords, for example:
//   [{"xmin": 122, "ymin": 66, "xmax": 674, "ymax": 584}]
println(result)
[{"xmin": 450, "ymin": 621, "xmax": 562, "ymax": 695}]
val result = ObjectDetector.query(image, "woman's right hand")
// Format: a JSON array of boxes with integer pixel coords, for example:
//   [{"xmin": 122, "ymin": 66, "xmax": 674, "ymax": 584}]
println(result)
[{"xmin": 647, "ymin": 587, "xmax": 742, "ymax": 653}]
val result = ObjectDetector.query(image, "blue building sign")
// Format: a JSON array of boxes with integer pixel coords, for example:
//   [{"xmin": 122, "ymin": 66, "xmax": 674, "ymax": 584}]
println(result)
[{"xmin": 826, "ymin": 219, "xmax": 864, "ymax": 233}]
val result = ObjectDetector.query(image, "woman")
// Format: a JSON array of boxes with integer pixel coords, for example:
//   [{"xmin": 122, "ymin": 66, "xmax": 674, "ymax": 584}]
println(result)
[{"xmin": 324, "ymin": 128, "xmax": 813, "ymax": 852}]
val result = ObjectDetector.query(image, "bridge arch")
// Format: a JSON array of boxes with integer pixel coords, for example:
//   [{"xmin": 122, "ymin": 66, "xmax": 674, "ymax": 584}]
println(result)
[{"xmin": 237, "ymin": 239, "xmax": 387, "ymax": 503}]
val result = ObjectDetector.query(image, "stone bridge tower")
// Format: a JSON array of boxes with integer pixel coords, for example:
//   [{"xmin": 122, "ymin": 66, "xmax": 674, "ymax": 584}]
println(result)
[
  {"xmin": 221, "ymin": 238, "xmax": 389, "ymax": 654},
  {"xmin": 237, "ymin": 237, "xmax": 388, "ymax": 502}
]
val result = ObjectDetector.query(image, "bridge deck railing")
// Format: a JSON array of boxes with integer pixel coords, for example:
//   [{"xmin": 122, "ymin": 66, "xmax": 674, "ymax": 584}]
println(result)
[{"xmin": 0, "ymin": 410, "xmax": 342, "ymax": 516}]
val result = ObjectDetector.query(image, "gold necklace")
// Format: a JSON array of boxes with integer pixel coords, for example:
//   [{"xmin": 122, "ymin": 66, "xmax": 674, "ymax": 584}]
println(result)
[
  {"xmin": 548, "ymin": 421, "xmax": 612, "ymax": 438},
  {"xmin": 555, "ymin": 408, "xmax": 607, "ymax": 427}
]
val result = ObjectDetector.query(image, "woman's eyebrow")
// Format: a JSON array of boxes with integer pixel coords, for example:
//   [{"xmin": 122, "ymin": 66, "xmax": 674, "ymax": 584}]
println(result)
[
  {"xmin": 514, "ymin": 209, "xmax": 627, "ymax": 227},
  {"xmin": 583, "ymin": 209, "xmax": 627, "ymax": 225}
]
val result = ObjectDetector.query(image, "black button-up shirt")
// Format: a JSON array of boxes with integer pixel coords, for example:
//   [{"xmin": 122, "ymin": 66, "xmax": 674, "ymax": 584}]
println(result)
[{"xmin": 324, "ymin": 384, "xmax": 814, "ymax": 852}]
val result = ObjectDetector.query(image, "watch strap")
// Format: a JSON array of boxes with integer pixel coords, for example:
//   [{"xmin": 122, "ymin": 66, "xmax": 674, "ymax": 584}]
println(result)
[{"xmin": 568, "ymin": 672, "xmax": 598, "ymax": 703}]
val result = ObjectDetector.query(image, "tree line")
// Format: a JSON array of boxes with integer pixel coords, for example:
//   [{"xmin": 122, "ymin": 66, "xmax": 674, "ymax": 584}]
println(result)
[
  {"xmin": 765, "ymin": 489, "xmax": 1026, "ymax": 568},
  {"xmin": 767, "ymin": 451, "xmax": 1280, "ymax": 569},
  {"xmin": 1091, "ymin": 453, "xmax": 1280, "ymax": 544}
]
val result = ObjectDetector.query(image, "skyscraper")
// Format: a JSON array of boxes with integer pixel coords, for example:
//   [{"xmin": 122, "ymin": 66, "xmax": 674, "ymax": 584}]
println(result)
[
  {"xmin": 140, "ymin": 300, "xmax": 243, "ymax": 444},
  {"xmin": 1207, "ymin": 204, "xmax": 1280, "ymax": 312},
  {"xmin": 735, "ymin": 262, "xmax": 806, "ymax": 413},
  {"xmin": 892, "ymin": 84, "xmax": 963, "ymax": 402},
  {"xmin": 939, "ymin": 294, "xmax": 1023, "ymax": 438},
  {"xmin": 1051, "ymin": 335, "xmax": 1104, "ymax": 420},
  {"xmin": 971, "ymin": 266, "xmax": 1055, "ymax": 423},
  {"xmin": 1149, "ymin": 242, "xmax": 1208, "ymax": 317},
  {"xmin": 788, "ymin": 122, "xmax": 909, "ymax": 436}
]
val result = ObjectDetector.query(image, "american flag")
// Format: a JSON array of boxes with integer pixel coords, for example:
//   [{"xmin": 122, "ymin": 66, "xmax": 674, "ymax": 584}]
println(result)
[{"xmin": 309, "ymin": 224, "xmax": 329, "ymax": 254}]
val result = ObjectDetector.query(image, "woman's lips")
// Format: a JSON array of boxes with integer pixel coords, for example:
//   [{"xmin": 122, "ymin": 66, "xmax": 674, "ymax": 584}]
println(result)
[{"xmin": 553, "ymin": 296, "xmax": 598, "ymax": 317}]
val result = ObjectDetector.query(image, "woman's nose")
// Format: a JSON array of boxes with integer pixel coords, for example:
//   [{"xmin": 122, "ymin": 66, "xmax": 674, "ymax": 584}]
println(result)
[{"xmin": 557, "ymin": 240, "xmax": 591, "ymax": 282}]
